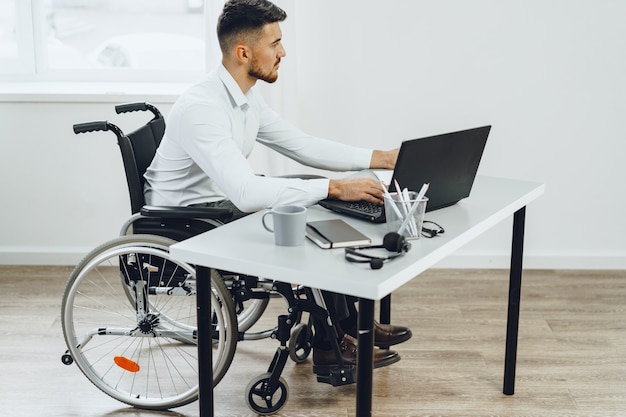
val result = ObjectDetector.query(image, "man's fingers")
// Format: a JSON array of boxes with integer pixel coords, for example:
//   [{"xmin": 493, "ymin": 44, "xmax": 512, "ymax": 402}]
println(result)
[
  {"xmin": 364, "ymin": 180, "xmax": 384, "ymax": 203},
  {"xmin": 331, "ymin": 178, "xmax": 386, "ymax": 203},
  {"xmin": 362, "ymin": 186, "xmax": 384, "ymax": 204}
]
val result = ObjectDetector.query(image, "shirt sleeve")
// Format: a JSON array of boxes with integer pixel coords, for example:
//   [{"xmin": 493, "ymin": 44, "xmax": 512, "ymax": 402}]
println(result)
[
  {"xmin": 256, "ymin": 97, "xmax": 373, "ymax": 171},
  {"xmin": 174, "ymin": 100, "xmax": 335, "ymax": 212}
]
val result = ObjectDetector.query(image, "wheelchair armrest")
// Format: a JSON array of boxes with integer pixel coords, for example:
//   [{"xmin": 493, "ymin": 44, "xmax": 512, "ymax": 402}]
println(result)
[{"xmin": 140, "ymin": 205, "xmax": 234, "ymax": 221}]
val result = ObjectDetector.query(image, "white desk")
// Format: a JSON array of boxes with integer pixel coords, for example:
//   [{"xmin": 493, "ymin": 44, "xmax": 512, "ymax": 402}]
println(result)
[{"xmin": 170, "ymin": 175, "xmax": 545, "ymax": 417}]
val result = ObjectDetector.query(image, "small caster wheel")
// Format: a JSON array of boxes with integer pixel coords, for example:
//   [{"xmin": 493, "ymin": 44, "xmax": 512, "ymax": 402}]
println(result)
[
  {"xmin": 288, "ymin": 323, "xmax": 312, "ymax": 363},
  {"xmin": 245, "ymin": 372, "xmax": 289, "ymax": 415},
  {"xmin": 61, "ymin": 352, "xmax": 73, "ymax": 365}
]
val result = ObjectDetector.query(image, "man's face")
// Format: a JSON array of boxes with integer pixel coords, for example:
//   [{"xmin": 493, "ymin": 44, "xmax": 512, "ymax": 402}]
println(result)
[{"xmin": 248, "ymin": 22, "xmax": 286, "ymax": 84}]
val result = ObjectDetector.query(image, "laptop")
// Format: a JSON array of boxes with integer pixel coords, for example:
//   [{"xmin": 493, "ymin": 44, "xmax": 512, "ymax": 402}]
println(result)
[{"xmin": 318, "ymin": 125, "xmax": 491, "ymax": 222}]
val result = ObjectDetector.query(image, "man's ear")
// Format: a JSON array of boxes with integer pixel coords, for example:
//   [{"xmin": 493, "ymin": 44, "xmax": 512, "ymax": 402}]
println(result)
[{"xmin": 235, "ymin": 43, "xmax": 250, "ymax": 63}]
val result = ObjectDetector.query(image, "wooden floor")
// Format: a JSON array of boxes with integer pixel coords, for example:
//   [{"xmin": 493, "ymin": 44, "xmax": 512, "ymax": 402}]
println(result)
[{"xmin": 1, "ymin": 266, "xmax": 624, "ymax": 417}]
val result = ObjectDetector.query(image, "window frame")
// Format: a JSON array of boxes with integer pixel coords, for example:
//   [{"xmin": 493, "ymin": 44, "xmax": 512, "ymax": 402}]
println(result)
[
  {"xmin": 1, "ymin": 0, "xmax": 221, "ymax": 84},
  {"xmin": 0, "ymin": 0, "xmax": 34, "ymax": 76}
]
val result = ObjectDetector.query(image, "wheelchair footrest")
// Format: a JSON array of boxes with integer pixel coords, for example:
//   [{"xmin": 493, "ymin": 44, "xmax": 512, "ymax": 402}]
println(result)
[{"xmin": 315, "ymin": 364, "xmax": 356, "ymax": 386}]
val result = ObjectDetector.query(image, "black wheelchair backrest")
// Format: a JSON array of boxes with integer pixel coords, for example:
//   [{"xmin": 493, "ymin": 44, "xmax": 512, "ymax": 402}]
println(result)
[
  {"xmin": 119, "ymin": 116, "xmax": 165, "ymax": 214},
  {"xmin": 114, "ymin": 102, "xmax": 165, "ymax": 214}
]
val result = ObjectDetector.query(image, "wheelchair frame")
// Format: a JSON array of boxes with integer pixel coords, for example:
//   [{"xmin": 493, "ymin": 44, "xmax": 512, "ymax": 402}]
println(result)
[{"xmin": 61, "ymin": 102, "xmax": 356, "ymax": 415}]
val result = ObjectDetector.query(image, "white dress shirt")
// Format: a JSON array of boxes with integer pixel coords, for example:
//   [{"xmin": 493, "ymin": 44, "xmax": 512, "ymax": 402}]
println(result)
[{"xmin": 144, "ymin": 65, "xmax": 373, "ymax": 212}]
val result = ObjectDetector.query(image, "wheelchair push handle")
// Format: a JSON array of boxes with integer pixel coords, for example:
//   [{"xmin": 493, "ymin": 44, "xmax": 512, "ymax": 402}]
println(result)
[
  {"xmin": 115, "ymin": 102, "xmax": 163, "ymax": 119},
  {"xmin": 73, "ymin": 121, "xmax": 110, "ymax": 134},
  {"xmin": 73, "ymin": 121, "xmax": 125, "ymax": 139}
]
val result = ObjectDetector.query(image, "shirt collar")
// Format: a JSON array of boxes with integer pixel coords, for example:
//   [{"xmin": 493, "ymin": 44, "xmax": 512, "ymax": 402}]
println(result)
[{"xmin": 217, "ymin": 64, "xmax": 249, "ymax": 109}]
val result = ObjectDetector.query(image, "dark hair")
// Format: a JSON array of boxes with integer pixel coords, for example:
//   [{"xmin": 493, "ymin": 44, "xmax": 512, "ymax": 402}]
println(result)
[{"xmin": 217, "ymin": 0, "xmax": 287, "ymax": 54}]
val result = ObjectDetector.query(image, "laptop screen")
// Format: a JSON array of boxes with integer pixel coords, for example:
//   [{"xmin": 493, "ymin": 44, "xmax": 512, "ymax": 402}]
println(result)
[{"xmin": 390, "ymin": 125, "xmax": 491, "ymax": 211}]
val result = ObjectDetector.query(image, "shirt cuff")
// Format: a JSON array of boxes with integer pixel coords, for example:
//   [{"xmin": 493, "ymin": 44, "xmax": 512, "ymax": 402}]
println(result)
[
  {"xmin": 311, "ymin": 178, "xmax": 332, "ymax": 201},
  {"xmin": 353, "ymin": 148, "xmax": 373, "ymax": 170}
]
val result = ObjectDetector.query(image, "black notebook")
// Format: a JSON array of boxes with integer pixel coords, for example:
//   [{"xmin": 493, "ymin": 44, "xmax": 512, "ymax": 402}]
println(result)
[{"xmin": 305, "ymin": 219, "xmax": 371, "ymax": 249}]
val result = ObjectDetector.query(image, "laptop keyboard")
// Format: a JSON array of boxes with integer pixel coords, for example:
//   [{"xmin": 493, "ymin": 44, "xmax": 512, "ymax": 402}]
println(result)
[
  {"xmin": 346, "ymin": 201, "xmax": 383, "ymax": 215},
  {"xmin": 317, "ymin": 198, "xmax": 386, "ymax": 223}
]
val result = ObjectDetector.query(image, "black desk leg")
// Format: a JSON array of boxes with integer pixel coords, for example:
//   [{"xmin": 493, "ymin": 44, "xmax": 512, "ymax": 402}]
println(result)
[
  {"xmin": 379, "ymin": 294, "xmax": 391, "ymax": 325},
  {"xmin": 357, "ymin": 298, "xmax": 375, "ymax": 417},
  {"xmin": 503, "ymin": 206, "xmax": 526, "ymax": 395},
  {"xmin": 196, "ymin": 266, "xmax": 214, "ymax": 416}
]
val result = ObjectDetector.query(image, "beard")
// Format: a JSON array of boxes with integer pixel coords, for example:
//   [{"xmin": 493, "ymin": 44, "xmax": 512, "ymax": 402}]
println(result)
[{"xmin": 248, "ymin": 56, "xmax": 279, "ymax": 84}]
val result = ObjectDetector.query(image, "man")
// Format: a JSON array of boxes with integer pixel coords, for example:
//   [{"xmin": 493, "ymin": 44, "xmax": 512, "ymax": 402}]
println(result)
[{"xmin": 144, "ymin": 0, "xmax": 411, "ymax": 374}]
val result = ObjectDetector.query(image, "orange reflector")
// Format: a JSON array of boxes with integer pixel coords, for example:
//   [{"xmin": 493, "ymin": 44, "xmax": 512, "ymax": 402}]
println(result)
[{"xmin": 114, "ymin": 356, "xmax": 140, "ymax": 373}]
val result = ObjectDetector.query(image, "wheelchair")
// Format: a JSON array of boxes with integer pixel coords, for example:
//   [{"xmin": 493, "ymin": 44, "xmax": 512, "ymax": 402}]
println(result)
[
  {"xmin": 60, "ymin": 103, "xmax": 244, "ymax": 409},
  {"xmin": 61, "ymin": 102, "xmax": 358, "ymax": 415}
]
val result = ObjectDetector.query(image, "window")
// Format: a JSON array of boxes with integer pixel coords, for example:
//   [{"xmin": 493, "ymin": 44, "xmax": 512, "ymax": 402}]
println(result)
[
  {"xmin": 0, "ymin": 0, "xmax": 34, "ymax": 74},
  {"xmin": 0, "ymin": 0, "xmax": 221, "ymax": 82}
]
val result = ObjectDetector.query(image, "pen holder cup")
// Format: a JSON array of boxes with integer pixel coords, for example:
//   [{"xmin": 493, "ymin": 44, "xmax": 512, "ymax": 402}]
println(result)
[{"xmin": 384, "ymin": 192, "xmax": 428, "ymax": 240}]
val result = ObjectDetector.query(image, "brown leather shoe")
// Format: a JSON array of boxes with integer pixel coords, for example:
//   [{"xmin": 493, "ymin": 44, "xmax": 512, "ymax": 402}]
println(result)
[
  {"xmin": 347, "ymin": 321, "xmax": 412, "ymax": 347},
  {"xmin": 312, "ymin": 334, "xmax": 400, "ymax": 375}
]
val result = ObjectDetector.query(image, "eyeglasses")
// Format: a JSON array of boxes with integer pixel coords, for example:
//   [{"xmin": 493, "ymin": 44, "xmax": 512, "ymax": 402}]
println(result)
[{"xmin": 421, "ymin": 221, "xmax": 445, "ymax": 238}]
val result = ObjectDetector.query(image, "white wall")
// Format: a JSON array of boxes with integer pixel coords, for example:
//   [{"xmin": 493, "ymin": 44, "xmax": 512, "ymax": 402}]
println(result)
[
  {"xmin": 290, "ymin": 0, "xmax": 626, "ymax": 269},
  {"xmin": 0, "ymin": 99, "xmax": 173, "ymax": 264},
  {"xmin": 1, "ymin": 1, "xmax": 624, "ymax": 269}
]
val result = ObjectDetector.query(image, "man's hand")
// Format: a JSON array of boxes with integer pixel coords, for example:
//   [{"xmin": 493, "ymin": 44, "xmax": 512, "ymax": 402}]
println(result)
[
  {"xmin": 325, "ymin": 148, "xmax": 399, "ymax": 203},
  {"xmin": 328, "ymin": 177, "xmax": 385, "ymax": 204},
  {"xmin": 370, "ymin": 149, "xmax": 399, "ymax": 170}
]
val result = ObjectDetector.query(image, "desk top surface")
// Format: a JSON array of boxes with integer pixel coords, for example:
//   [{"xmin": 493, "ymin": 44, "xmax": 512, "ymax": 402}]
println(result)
[{"xmin": 170, "ymin": 176, "xmax": 545, "ymax": 300}]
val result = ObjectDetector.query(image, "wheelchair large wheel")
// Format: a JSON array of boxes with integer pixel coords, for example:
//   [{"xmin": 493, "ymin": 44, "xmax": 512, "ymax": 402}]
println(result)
[{"xmin": 61, "ymin": 235, "xmax": 237, "ymax": 409}]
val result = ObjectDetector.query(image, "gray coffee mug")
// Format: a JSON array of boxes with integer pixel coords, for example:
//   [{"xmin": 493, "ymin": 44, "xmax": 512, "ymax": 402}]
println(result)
[{"xmin": 262, "ymin": 205, "xmax": 307, "ymax": 246}]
